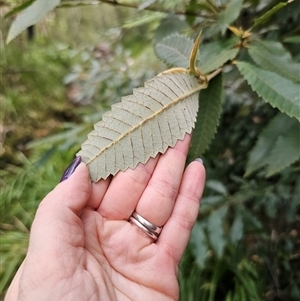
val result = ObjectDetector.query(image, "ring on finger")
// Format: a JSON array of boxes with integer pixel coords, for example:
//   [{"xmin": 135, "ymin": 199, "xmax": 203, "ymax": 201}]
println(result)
[
  {"xmin": 129, "ymin": 216, "xmax": 159, "ymax": 240},
  {"xmin": 132, "ymin": 212, "xmax": 162, "ymax": 236}
]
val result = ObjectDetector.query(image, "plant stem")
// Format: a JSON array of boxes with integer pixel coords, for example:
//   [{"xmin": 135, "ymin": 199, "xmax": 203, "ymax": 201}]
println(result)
[
  {"xmin": 59, "ymin": 0, "xmax": 213, "ymax": 18},
  {"xmin": 207, "ymin": 67, "xmax": 223, "ymax": 81}
]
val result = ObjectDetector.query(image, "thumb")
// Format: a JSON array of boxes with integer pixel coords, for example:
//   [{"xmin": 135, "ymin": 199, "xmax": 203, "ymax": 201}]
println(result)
[
  {"xmin": 28, "ymin": 159, "xmax": 91, "ymax": 250},
  {"xmin": 41, "ymin": 158, "xmax": 91, "ymax": 215}
]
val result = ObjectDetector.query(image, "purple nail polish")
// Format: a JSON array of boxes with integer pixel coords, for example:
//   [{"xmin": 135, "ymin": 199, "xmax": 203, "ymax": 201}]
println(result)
[
  {"xmin": 60, "ymin": 156, "xmax": 82, "ymax": 182},
  {"xmin": 195, "ymin": 158, "xmax": 203, "ymax": 164}
]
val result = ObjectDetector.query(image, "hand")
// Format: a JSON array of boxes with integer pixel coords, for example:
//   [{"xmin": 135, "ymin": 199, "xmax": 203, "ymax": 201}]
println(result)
[{"xmin": 5, "ymin": 134, "xmax": 205, "ymax": 301}]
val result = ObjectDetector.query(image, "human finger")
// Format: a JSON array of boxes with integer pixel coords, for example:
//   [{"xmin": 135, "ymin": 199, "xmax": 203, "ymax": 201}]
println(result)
[
  {"xmin": 133, "ymin": 134, "xmax": 191, "ymax": 229},
  {"xmin": 28, "ymin": 162, "xmax": 91, "ymax": 251},
  {"xmin": 97, "ymin": 156, "xmax": 159, "ymax": 220},
  {"xmin": 158, "ymin": 159, "xmax": 205, "ymax": 263}
]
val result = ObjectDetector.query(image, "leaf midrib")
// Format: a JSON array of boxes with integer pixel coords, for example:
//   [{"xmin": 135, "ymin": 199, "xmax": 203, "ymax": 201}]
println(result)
[{"xmin": 86, "ymin": 76, "xmax": 203, "ymax": 164}]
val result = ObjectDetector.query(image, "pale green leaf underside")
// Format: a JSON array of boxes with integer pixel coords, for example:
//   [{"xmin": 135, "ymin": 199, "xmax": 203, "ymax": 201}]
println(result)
[
  {"xmin": 7, "ymin": 0, "xmax": 60, "ymax": 43},
  {"xmin": 248, "ymin": 40, "xmax": 300, "ymax": 83},
  {"xmin": 78, "ymin": 72, "xmax": 205, "ymax": 181},
  {"xmin": 190, "ymin": 73, "xmax": 223, "ymax": 157},
  {"xmin": 245, "ymin": 113, "xmax": 297, "ymax": 176},
  {"xmin": 237, "ymin": 62, "xmax": 300, "ymax": 121},
  {"xmin": 154, "ymin": 34, "xmax": 193, "ymax": 68}
]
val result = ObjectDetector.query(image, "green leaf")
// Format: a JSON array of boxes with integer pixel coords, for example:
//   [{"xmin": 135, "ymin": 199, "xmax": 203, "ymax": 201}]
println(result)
[
  {"xmin": 207, "ymin": 207, "xmax": 228, "ymax": 257},
  {"xmin": 206, "ymin": 179, "xmax": 227, "ymax": 195},
  {"xmin": 266, "ymin": 121, "xmax": 300, "ymax": 177},
  {"xmin": 190, "ymin": 73, "xmax": 223, "ymax": 157},
  {"xmin": 190, "ymin": 222, "xmax": 208, "ymax": 266},
  {"xmin": 153, "ymin": 14, "xmax": 188, "ymax": 44},
  {"xmin": 253, "ymin": 40, "xmax": 293, "ymax": 60},
  {"xmin": 230, "ymin": 214, "xmax": 243, "ymax": 244},
  {"xmin": 6, "ymin": 0, "xmax": 61, "ymax": 43},
  {"xmin": 4, "ymin": 0, "xmax": 35, "ymax": 18},
  {"xmin": 154, "ymin": 34, "xmax": 193, "ymax": 68},
  {"xmin": 236, "ymin": 61, "xmax": 300, "ymax": 121},
  {"xmin": 248, "ymin": 40, "xmax": 300, "ymax": 83},
  {"xmin": 283, "ymin": 36, "xmax": 300, "ymax": 44},
  {"xmin": 245, "ymin": 113, "xmax": 297, "ymax": 176},
  {"xmin": 217, "ymin": 0, "xmax": 244, "ymax": 34},
  {"xmin": 199, "ymin": 38, "xmax": 239, "ymax": 74},
  {"xmin": 250, "ymin": 1, "xmax": 289, "ymax": 31},
  {"xmin": 123, "ymin": 12, "xmax": 163, "ymax": 29},
  {"xmin": 138, "ymin": 0, "xmax": 158, "ymax": 11}
]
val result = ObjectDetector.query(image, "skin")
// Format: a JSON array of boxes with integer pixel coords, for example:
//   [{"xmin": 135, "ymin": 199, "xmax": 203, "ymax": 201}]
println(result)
[{"xmin": 5, "ymin": 134, "xmax": 205, "ymax": 301}]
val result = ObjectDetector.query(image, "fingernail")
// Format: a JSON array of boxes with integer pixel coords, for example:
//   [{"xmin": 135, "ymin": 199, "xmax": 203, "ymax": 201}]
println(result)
[
  {"xmin": 60, "ymin": 156, "xmax": 82, "ymax": 182},
  {"xmin": 195, "ymin": 158, "xmax": 203, "ymax": 164}
]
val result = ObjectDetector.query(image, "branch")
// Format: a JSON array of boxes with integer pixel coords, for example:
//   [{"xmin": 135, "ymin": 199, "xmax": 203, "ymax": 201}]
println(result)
[{"xmin": 59, "ymin": 0, "xmax": 213, "ymax": 19}]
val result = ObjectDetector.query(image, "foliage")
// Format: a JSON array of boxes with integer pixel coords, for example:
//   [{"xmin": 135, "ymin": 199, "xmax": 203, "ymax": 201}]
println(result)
[{"xmin": 2, "ymin": 0, "xmax": 300, "ymax": 300}]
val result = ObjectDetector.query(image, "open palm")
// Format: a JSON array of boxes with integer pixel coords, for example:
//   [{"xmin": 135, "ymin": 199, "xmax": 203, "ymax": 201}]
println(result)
[{"xmin": 6, "ymin": 134, "xmax": 205, "ymax": 301}]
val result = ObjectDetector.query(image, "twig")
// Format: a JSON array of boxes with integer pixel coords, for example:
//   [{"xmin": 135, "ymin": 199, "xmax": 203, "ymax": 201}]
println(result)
[
  {"xmin": 59, "ymin": 0, "xmax": 213, "ymax": 19},
  {"xmin": 207, "ymin": 67, "xmax": 222, "ymax": 81}
]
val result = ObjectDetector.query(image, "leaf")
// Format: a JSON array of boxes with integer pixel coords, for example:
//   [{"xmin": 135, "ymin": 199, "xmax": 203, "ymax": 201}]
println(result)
[
  {"xmin": 153, "ymin": 14, "xmax": 188, "ymax": 44},
  {"xmin": 6, "ymin": 0, "xmax": 61, "ymax": 44},
  {"xmin": 265, "ymin": 121, "xmax": 300, "ymax": 177},
  {"xmin": 283, "ymin": 36, "xmax": 300, "ymax": 44},
  {"xmin": 207, "ymin": 207, "xmax": 228, "ymax": 257},
  {"xmin": 190, "ymin": 221, "xmax": 208, "ymax": 266},
  {"xmin": 217, "ymin": 0, "xmax": 244, "ymax": 34},
  {"xmin": 250, "ymin": 1, "xmax": 290, "ymax": 31},
  {"xmin": 236, "ymin": 61, "xmax": 300, "ymax": 121},
  {"xmin": 190, "ymin": 73, "xmax": 223, "ymax": 157},
  {"xmin": 122, "ymin": 12, "xmax": 163, "ymax": 29},
  {"xmin": 138, "ymin": 0, "xmax": 158, "ymax": 10},
  {"xmin": 248, "ymin": 40, "xmax": 300, "ymax": 83},
  {"xmin": 77, "ymin": 71, "xmax": 207, "ymax": 182},
  {"xmin": 230, "ymin": 214, "xmax": 243, "ymax": 244},
  {"xmin": 254, "ymin": 40, "xmax": 293, "ymax": 60},
  {"xmin": 154, "ymin": 34, "xmax": 194, "ymax": 68},
  {"xmin": 205, "ymin": 179, "xmax": 227, "ymax": 195},
  {"xmin": 199, "ymin": 38, "xmax": 239, "ymax": 74},
  {"xmin": 245, "ymin": 113, "xmax": 297, "ymax": 176},
  {"xmin": 4, "ymin": 0, "xmax": 35, "ymax": 18}
]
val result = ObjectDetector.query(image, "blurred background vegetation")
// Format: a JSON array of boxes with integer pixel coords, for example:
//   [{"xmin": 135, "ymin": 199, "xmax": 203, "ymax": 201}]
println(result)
[{"xmin": 1, "ymin": 0, "xmax": 299, "ymax": 300}]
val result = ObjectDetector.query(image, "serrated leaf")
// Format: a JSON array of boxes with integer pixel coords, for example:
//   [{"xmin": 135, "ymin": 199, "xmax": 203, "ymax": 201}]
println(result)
[
  {"xmin": 248, "ymin": 40, "xmax": 300, "ymax": 83},
  {"xmin": 245, "ymin": 113, "xmax": 296, "ymax": 176},
  {"xmin": 254, "ymin": 40, "xmax": 293, "ymax": 60},
  {"xmin": 266, "ymin": 121, "xmax": 300, "ymax": 177},
  {"xmin": 199, "ymin": 38, "xmax": 239, "ymax": 73},
  {"xmin": 154, "ymin": 34, "xmax": 194, "ymax": 68},
  {"xmin": 153, "ymin": 15, "xmax": 188, "ymax": 44},
  {"xmin": 236, "ymin": 61, "xmax": 300, "ymax": 121},
  {"xmin": 6, "ymin": 0, "xmax": 60, "ymax": 43},
  {"xmin": 217, "ymin": 0, "xmax": 244, "ymax": 34},
  {"xmin": 190, "ymin": 73, "xmax": 222, "ymax": 157},
  {"xmin": 78, "ymin": 71, "xmax": 207, "ymax": 182}
]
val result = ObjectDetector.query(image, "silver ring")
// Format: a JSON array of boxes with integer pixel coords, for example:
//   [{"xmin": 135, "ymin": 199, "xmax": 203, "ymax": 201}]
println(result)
[
  {"xmin": 132, "ymin": 212, "xmax": 162, "ymax": 236},
  {"xmin": 129, "ymin": 216, "xmax": 158, "ymax": 240}
]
